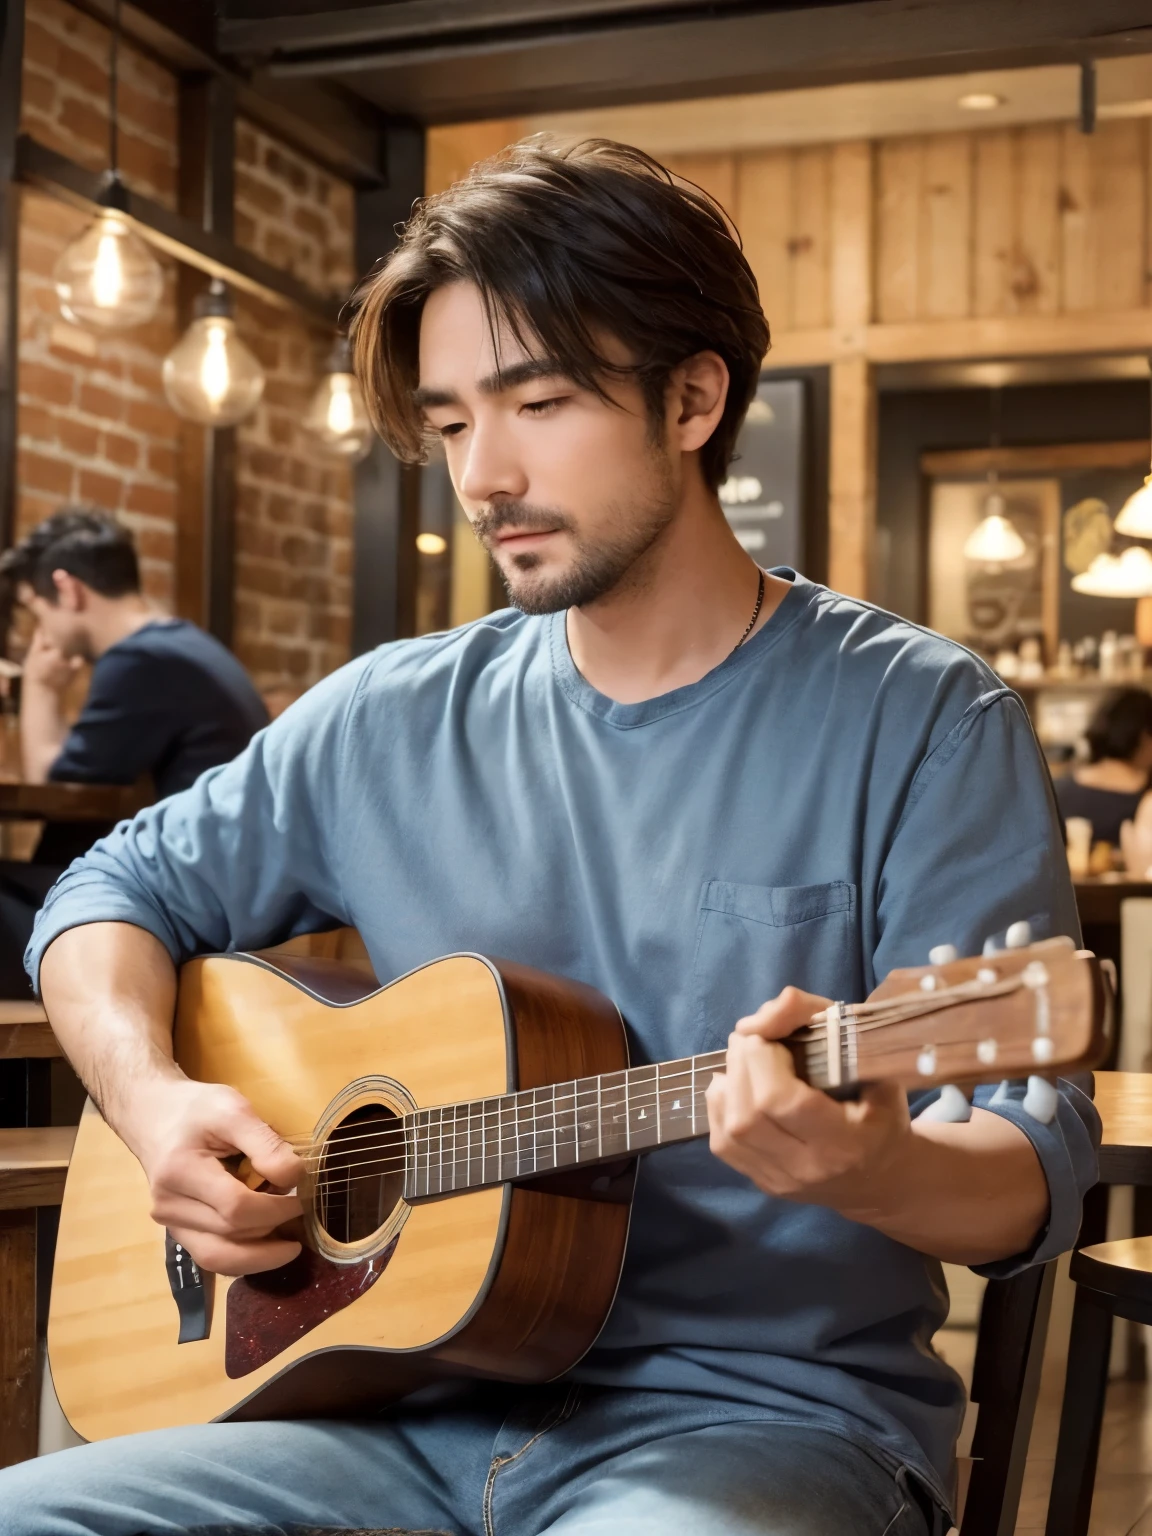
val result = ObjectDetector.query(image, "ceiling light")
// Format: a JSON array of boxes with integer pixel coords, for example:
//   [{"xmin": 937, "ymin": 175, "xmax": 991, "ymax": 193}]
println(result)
[
  {"xmin": 1071, "ymin": 546, "xmax": 1152, "ymax": 597},
  {"xmin": 1114, "ymin": 475, "xmax": 1152, "ymax": 539},
  {"xmin": 52, "ymin": 8, "xmax": 161, "ymax": 331},
  {"xmin": 963, "ymin": 489, "xmax": 1027, "ymax": 564},
  {"xmin": 416, "ymin": 533, "xmax": 448, "ymax": 555},
  {"xmin": 958, "ymin": 92, "xmax": 1004, "ymax": 111},
  {"xmin": 54, "ymin": 205, "xmax": 162, "ymax": 331},
  {"xmin": 161, "ymin": 280, "xmax": 264, "ymax": 427},
  {"xmin": 303, "ymin": 336, "xmax": 374, "ymax": 462}
]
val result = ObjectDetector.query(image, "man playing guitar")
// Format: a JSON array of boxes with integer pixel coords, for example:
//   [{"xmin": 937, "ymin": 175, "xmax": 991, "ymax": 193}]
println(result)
[{"xmin": 1, "ymin": 138, "xmax": 1097, "ymax": 1536}]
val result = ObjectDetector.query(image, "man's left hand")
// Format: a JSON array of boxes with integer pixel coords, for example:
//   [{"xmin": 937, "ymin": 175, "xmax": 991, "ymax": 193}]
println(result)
[{"xmin": 706, "ymin": 987, "xmax": 912, "ymax": 1212}]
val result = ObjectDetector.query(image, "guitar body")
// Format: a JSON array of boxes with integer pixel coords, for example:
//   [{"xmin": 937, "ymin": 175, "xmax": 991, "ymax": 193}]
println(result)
[{"xmin": 49, "ymin": 952, "xmax": 632, "ymax": 1442}]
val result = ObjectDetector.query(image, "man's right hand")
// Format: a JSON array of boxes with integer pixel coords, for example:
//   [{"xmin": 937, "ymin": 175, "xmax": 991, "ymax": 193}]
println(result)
[
  {"xmin": 22, "ymin": 626, "xmax": 83, "ymax": 693},
  {"xmin": 123, "ymin": 1077, "xmax": 306, "ymax": 1276}
]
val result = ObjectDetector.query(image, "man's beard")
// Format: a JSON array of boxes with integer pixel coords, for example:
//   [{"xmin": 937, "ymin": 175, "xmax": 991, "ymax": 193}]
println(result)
[{"xmin": 471, "ymin": 478, "xmax": 678, "ymax": 616}]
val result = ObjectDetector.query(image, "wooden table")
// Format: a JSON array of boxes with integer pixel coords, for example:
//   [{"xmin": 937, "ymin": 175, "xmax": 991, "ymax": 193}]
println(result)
[
  {"xmin": 0, "ymin": 781, "xmax": 146, "ymax": 823},
  {"xmin": 1095, "ymin": 1071, "xmax": 1152, "ymax": 1184},
  {"xmin": 1074, "ymin": 878, "xmax": 1152, "ymax": 927},
  {"xmin": 0, "ymin": 1000, "xmax": 57, "ymax": 1061}
]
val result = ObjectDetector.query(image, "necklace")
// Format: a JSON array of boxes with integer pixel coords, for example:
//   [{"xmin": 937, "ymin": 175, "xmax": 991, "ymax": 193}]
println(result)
[{"xmin": 729, "ymin": 568, "xmax": 765, "ymax": 657}]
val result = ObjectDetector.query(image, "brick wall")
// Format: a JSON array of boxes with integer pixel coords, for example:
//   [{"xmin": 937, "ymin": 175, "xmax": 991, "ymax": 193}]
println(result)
[
  {"xmin": 14, "ymin": 0, "xmax": 356, "ymax": 692},
  {"xmin": 233, "ymin": 122, "xmax": 355, "ymax": 693},
  {"xmin": 17, "ymin": 0, "xmax": 180, "ymax": 604}
]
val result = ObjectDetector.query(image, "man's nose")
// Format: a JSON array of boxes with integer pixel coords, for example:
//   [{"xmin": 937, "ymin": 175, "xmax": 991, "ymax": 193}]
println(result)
[{"xmin": 457, "ymin": 420, "xmax": 529, "ymax": 506}]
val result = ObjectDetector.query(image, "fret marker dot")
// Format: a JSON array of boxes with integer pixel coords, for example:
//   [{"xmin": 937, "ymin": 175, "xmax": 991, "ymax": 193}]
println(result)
[{"xmin": 672, "ymin": 1100, "xmax": 682, "ymax": 1110}]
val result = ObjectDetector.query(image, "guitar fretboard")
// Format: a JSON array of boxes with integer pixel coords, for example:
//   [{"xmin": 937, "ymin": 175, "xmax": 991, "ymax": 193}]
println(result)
[{"xmin": 401, "ymin": 1029, "xmax": 840, "ymax": 1200}]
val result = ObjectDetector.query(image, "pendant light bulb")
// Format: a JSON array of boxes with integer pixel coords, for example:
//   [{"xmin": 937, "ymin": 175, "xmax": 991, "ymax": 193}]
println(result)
[
  {"xmin": 303, "ymin": 335, "xmax": 374, "ymax": 462},
  {"xmin": 1071, "ymin": 546, "xmax": 1152, "ymax": 597},
  {"xmin": 162, "ymin": 281, "xmax": 264, "ymax": 427},
  {"xmin": 54, "ymin": 207, "xmax": 163, "ymax": 331},
  {"xmin": 963, "ymin": 490, "xmax": 1027, "ymax": 564}
]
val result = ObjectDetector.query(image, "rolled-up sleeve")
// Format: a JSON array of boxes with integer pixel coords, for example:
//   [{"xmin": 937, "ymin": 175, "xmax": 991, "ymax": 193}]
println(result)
[
  {"xmin": 25, "ymin": 655, "xmax": 372, "ymax": 992},
  {"xmin": 878, "ymin": 689, "xmax": 1102, "ymax": 1272}
]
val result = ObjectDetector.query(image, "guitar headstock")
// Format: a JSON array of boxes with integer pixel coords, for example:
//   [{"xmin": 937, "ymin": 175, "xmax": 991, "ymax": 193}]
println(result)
[{"xmin": 854, "ymin": 935, "xmax": 1112, "ymax": 1091}]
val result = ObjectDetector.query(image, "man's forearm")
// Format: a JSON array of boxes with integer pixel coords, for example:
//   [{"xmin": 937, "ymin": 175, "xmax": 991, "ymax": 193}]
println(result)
[
  {"xmin": 39, "ymin": 922, "xmax": 184, "ymax": 1150},
  {"xmin": 20, "ymin": 683, "xmax": 69, "ymax": 782},
  {"xmin": 834, "ymin": 1107, "xmax": 1050, "ymax": 1266}
]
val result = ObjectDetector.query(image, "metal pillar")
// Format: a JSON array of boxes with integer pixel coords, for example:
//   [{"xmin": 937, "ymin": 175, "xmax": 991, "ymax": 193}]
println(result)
[
  {"xmin": 352, "ymin": 119, "xmax": 424, "ymax": 653},
  {"xmin": 177, "ymin": 73, "xmax": 237, "ymax": 644}
]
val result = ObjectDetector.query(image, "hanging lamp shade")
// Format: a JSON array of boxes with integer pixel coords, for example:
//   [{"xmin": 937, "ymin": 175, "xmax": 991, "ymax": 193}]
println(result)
[
  {"xmin": 1114, "ymin": 475, "xmax": 1152, "ymax": 539},
  {"xmin": 54, "ymin": 188, "xmax": 162, "ymax": 332},
  {"xmin": 303, "ymin": 335, "xmax": 374, "ymax": 462},
  {"xmin": 963, "ymin": 492, "xmax": 1027, "ymax": 563},
  {"xmin": 1071, "ymin": 545, "xmax": 1152, "ymax": 597},
  {"xmin": 162, "ymin": 281, "xmax": 264, "ymax": 427}
]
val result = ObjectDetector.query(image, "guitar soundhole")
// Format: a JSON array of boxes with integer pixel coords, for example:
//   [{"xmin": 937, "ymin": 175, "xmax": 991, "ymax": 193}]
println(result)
[{"xmin": 315, "ymin": 1101, "xmax": 405, "ymax": 1246}]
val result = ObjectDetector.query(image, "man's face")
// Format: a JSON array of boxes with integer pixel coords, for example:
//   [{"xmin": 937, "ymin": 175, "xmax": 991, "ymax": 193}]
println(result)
[
  {"xmin": 416, "ymin": 281, "xmax": 681, "ymax": 614},
  {"xmin": 17, "ymin": 581, "xmax": 91, "ymax": 661}
]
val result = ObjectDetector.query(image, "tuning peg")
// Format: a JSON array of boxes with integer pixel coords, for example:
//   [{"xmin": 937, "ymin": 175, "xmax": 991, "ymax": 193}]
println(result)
[
  {"xmin": 983, "ymin": 936, "xmax": 1000, "ymax": 957},
  {"xmin": 920, "ymin": 1084, "xmax": 972, "ymax": 1123},
  {"xmin": 1006, "ymin": 920, "xmax": 1033, "ymax": 949},
  {"xmin": 928, "ymin": 944, "xmax": 959, "ymax": 966},
  {"xmin": 989, "ymin": 1079, "xmax": 1011, "ymax": 1104},
  {"xmin": 1022, "ymin": 1075, "xmax": 1058, "ymax": 1124}
]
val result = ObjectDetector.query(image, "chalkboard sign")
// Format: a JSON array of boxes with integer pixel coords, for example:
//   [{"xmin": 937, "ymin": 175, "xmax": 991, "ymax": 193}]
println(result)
[{"xmin": 719, "ymin": 378, "xmax": 805, "ymax": 571}]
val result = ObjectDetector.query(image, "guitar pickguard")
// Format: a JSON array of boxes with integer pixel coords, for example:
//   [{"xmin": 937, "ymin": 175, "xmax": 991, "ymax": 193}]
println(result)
[{"xmin": 224, "ymin": 1237, "xmax": 399, "ymax": 1378}]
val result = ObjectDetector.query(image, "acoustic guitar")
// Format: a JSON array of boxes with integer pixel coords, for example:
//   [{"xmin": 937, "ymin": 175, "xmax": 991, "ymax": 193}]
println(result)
[{"xmin": 48, "ymin": 934, "xmax": 1110, "ymax": 1442}]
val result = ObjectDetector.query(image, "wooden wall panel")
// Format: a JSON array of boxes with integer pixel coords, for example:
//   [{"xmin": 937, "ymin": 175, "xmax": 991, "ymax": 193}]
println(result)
[
  {"xmin": 737, "ymin": 151, "xmax": 792, "ymax": 338},
  {"xmin": 876, "ymin": 138, "xmax": 922, "ymax": 323},
  {"xmin": 972, "ymin": 130, "xmax": 1013, "ymax": 319},
  {"xmin": 920, "ymin": 133, "xmax": 972, "ymax": 319},
  {"xmin": 1091, "ymin": 120, "xmax": 1146, "ymax": 312},
  {"xmin": 790, "ymin": 145, "xmax": 832, "ymax": 329},
  {"xmin": 830, "ymin": 140, "xmax": 873, "ymax": 328},
  {"xmin": 1014, "ymin": 125, "xmax": 1061, "ymax": 315}
]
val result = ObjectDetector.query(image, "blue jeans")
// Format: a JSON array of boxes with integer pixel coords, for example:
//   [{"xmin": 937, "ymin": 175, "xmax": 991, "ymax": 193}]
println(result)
[{"xmin": 0, "ymin": 1383, "xmax": 943, "ymax": 1535}]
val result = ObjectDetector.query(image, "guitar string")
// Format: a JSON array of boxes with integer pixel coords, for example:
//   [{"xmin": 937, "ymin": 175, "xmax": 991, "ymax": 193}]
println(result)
[
  {"xmin": 299, "ymin": 1039, "xmax": 1016, "ymax": 1197},
  {"xmin": 275, "ymin": 971, "xmax": 1035, "ymax": 1159},
  {"xmin": 287, "ymin": 1022, "xmax": 1033, "ymax": 1192}
]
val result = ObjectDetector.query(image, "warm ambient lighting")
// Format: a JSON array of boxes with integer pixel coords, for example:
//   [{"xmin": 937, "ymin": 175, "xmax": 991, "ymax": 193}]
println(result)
[
  {"xmin": 54, "ymin": 209, "xmax": 162, "ymax": 331},
  {"xmin": 416, "ymin": 533, "xmax": 448, "ymax": 556},
  {"xmin": 958, "ymin": 92, "xmax": 1005, "ymax": 111},
  {"xmin": 303, "ymin": 336, "xmax": 374, "ymax": 462},
  {"xmin": 1116, "ymin": 475, "xmax": 1152, "ymax": 538},
  {"xmin": 1071, "ymin": 546, "xmax": 1152, "ymax": 597},
  {"xmin": 161, "ymin": 280, "xmax": 264, "ymax": 427},
  {"xmin": 963, "ymin": 493, "xmax": 1027, "ymax": 563}
]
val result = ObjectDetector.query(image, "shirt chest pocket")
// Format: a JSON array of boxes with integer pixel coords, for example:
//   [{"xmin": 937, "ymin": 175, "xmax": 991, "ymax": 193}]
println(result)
[{"xmin": 692, "ymin": 879, "xmax": 859, "ymax": 1050}]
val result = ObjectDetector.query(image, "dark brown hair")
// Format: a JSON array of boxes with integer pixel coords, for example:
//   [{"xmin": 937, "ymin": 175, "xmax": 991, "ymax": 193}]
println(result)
[
  {"xmin": 0, "ymin": 507, "xmax": 139, "ymax": 601},
  {"xmin": 1086, "ymin": 688, "xmax": 1152, "ymax": 763},
  {"xmin": 350, "ymin": 136, "xmax": 770, "ymax": 490}
]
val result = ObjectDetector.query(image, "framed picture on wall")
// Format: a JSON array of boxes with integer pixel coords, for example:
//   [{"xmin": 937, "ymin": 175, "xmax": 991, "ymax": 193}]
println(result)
[{"xmin": 926, "ymin": 477, "xmax": 1061, "ymax": 660}]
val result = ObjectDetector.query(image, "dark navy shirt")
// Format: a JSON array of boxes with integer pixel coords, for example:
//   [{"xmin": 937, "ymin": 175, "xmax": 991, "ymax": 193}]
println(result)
[
  {"xmin": 28, "ymin": 574, "xmax": 1099, "ymax": 1506},
  {"xmin": 49, "ymin": 619, "xmax": 269, "ymax": 799}
]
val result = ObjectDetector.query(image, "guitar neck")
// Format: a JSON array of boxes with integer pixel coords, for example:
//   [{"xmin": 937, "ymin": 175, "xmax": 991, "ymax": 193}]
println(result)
[{"xmin": 403, "ymin": 1031, "xmax": 840, "ymax": 1201}]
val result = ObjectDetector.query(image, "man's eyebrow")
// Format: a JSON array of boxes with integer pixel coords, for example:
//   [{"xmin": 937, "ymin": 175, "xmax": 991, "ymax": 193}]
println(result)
[{"xmin": 413, "ymin": 359, "xmax": 571, "ymax": 411}]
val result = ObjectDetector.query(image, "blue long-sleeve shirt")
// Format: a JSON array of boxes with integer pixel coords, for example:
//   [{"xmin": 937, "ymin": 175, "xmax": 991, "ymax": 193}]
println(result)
[{"xmin": 27, "ymin": 571, "xmax": 1099, "ymax": 1506}]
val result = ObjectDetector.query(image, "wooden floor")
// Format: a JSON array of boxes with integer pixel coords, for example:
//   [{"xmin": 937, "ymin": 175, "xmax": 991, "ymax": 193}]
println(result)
[{"xmin": 939, "ymin": 1266, "xmax": 1152, "ymax": 1536}]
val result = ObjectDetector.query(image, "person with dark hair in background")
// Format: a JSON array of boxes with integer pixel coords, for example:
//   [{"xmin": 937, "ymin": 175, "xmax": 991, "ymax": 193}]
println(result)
[
  {"xmin": 1054, "ymin": 687, "xmax": 1152, "ymax": 846},
  {"xmin": 0, "ymin": 507, "xmax": 268, "ymax": 994}
]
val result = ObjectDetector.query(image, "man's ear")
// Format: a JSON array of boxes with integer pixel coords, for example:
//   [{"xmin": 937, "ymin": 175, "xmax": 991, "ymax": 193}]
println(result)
[
  {"xmin": 51, "ymin": 569, "xmax": 86, "ymax": 612},
  {"xmin": 667, "ymin": 351, "xmax": 729, "ymax": 457}
]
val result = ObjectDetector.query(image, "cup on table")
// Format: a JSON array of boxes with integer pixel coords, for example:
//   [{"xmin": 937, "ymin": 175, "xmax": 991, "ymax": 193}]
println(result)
[{"xmin": 1066, "ymin": 816, "xmax": 1093, "ymax": 878}]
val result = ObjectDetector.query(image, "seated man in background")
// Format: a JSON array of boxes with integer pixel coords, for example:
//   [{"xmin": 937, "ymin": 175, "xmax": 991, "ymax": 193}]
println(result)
[{"xmin": 0, "ymin": 507, "xmax": 269, "ymax": 993}]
